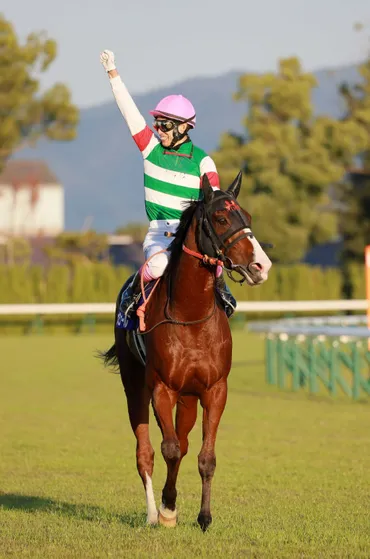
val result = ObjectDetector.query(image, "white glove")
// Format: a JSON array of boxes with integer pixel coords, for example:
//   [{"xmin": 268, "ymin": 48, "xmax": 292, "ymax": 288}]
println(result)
[{"xmin": 100, "ymin": 50, "xmax": 116, "ymax": 72}]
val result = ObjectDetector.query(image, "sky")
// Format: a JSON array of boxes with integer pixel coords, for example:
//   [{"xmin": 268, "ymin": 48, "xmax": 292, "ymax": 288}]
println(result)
[{"xmin": 3, "ymin": 0, "xmax": 370, "ymax": 108}]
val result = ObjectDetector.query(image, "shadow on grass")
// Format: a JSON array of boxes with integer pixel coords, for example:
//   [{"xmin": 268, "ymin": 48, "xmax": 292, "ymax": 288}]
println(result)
[{"xmin": 0, "ymin": 493, "xmax": 147, "ymax": 527}]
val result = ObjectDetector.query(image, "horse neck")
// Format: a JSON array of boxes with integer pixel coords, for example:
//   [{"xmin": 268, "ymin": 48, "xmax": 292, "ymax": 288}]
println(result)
[{"xmin": 169, "ymin": 221, "xmax": 215, "ymax": 317}]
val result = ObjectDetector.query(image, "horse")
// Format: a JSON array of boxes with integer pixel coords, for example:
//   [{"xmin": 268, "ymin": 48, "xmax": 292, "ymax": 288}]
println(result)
[{"xmin": 99, "ymin": 171, "xmax": 272, "ymax": 530}]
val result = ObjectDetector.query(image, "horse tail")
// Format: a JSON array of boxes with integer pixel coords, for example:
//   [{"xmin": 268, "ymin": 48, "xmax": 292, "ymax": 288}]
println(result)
[{"xmin": 96, "ymin": 343, "xmax": 119, "ymax": 372}]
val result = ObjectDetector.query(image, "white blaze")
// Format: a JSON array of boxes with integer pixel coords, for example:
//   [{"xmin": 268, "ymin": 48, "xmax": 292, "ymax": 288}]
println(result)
[
  {"xmin": 247, "ymin": 228, "xmax": 272, "ymax": 282},
  {"xmin": 145, "ymin": 472, "xmax": 158, "ymax": 525}
]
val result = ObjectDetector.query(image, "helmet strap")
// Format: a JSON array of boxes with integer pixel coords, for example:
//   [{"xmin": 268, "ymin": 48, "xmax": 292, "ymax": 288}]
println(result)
[
  {"xmin": 159, "ymin": 113, "xmax": 195, "ymax": 149},
  {"xmin": 168, "ymin": 124, "xmax": 189, "ymax": 149}
]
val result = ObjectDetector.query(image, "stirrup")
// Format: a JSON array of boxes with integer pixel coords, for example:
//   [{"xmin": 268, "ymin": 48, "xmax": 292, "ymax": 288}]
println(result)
[
  {"xmin": 120, "ymin": 292, "xmax": 141, "ymax": 318},
  {"xmin": 218, "ymin": 290, "xmax": 236, "ymax": 318},
  {"xmin": 224, "ymin": 300, "xmax": 236, "ymax": 318},
  {"xmin": 119, "ymin": 273, "xmax": 140, "ymax": 317},
  {"xmin": 122, "ymin": 298, "xmax": 136, "ymax": 318},
  {"xmin": 215, "ymin": 278, "xmax": 236, "ymax": 317}
]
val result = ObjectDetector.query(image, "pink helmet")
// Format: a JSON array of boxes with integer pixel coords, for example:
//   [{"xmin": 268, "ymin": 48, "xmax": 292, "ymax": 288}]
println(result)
[{"xmin": 149, "ymin": 95, "xmax": 196, "ymax": 128}]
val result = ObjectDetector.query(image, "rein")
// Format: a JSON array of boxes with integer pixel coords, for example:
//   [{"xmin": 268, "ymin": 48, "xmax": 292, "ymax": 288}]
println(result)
[
  {"xmin": 138, "ymin": 302, "xmax": 217, "ymax": 336},
  {"xmin": 182, "ymin": 245, "xmax": 224, "ymax": 278}
]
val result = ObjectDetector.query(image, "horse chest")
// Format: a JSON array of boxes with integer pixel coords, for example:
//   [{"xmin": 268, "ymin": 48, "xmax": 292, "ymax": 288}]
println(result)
[{"xmin": 157, "ymin": 355, "xmax": 229, "ymax": 393}]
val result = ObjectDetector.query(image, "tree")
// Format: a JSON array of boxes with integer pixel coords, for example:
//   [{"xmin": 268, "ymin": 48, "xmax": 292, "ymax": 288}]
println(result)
[
  {"xmin": 340, "ymin": 173, "xmax": 370, "ymax": 261},
  {"xmin": 0, "ymin": 14, "xmax": 79, "ymax": 172},
  {"xmin": 212, "ymin": 57, "xmax": 364, "ymax": 263},
  {"xmin": 337, "ymin": 54, "xmax": 370, "ymax": 269}
]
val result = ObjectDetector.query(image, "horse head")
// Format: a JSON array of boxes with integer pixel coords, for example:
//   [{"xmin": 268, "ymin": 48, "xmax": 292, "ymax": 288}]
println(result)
[{"xmin": 195, "ymin": 171, "xmax": 272, "ymax": 286}]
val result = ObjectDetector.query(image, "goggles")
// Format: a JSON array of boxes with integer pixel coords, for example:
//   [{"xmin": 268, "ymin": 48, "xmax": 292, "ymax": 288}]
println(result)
[{"xmin": 153, "ymin": 118, "xmax": 180, "ymax": 132}]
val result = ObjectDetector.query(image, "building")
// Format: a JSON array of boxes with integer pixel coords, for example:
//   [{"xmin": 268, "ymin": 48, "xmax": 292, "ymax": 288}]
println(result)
[{"xmin": 0, "ymin": 160, "xmax": 64, "ymax": 237}]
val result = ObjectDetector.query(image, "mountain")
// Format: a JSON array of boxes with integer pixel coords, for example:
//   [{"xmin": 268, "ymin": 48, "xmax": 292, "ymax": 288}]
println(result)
[{"xmin": 17, "ymin": 62, "xmax": 362, "ymax": 232}]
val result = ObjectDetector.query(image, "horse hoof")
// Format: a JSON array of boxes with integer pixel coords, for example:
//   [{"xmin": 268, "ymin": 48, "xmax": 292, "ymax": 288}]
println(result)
[
  {"xmin": 158, "ymin": 505, "xmax": 177, "ymax": 528},
  {"xmin": 197, "ymin": 512, "xmax": 212, "ymax": 532}
]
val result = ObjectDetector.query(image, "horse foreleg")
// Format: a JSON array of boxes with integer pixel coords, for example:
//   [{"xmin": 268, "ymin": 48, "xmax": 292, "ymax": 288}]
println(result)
[
  {"xmin": 197, "ymin": 380, "xmax": 228, "ymax": 531},
  {"xmin": 159, "ymin": 394, "xmax": 198, "ymax": 526},
  {"xmin": 152, "ymin": 381, "xmax": 180, "ymax": 527}
]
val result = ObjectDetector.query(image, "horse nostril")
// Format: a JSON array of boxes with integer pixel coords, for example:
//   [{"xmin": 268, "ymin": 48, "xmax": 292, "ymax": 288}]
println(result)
[{"xmin": 250, "ymin": 262, "xmax": 263, "ymax": 272}]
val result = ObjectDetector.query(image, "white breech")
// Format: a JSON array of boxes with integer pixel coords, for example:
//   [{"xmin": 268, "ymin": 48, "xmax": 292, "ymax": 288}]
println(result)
[{"xmin": 142, "ymin": 219, "xmax": 180, "ymax": 280}]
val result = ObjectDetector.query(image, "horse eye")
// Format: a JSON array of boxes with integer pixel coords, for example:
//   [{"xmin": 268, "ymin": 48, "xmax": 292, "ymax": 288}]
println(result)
[{"xmin": 217, "ymin": 217, "xmax": 227, "ymax": 225}]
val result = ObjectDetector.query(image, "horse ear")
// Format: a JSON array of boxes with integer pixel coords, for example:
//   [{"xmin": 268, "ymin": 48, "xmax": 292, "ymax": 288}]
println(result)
[
  {"xmin": 227, "ymin": 170, "xmax": 243, "ymax": 199},
  {"xmin": 201, "ymin": 174, "xmax": 214, "ymax": 204}
]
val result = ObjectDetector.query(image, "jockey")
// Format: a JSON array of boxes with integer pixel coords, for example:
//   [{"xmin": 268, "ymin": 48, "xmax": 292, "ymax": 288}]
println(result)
[{"xmin": 100, "ymin": 49, "xmax": 236, "ymax": 318}]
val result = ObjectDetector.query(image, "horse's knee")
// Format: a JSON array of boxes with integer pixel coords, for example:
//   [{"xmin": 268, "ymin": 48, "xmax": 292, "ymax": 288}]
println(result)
[
  {"xmin": 198, "ymin": 452, "xmax": 216, "ymax": 481},
  {"xmin": 161, "ymin": 439, "xmax": 181, "ymax": 463},
  {"xmin": 137, "ymin": 445, "xmax": 155, "ymax": 481},
  {"xmin": 146, "ymin": 253, "xmax": 169, "ymax": 279}
]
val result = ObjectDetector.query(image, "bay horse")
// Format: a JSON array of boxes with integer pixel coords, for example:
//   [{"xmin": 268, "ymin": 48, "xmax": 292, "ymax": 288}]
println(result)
[{"xmin": 100, "ymin": 171, "xmax": 271, "ymax": 530}]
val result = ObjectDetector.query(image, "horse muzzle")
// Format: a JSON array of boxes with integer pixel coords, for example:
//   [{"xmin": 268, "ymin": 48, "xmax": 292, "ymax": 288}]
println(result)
[
  {"xmin": 247, "ymin": 261, "xmax": 270, "ymax": 284},
  {"xmin": 231, "ymin": 262, "xmax": 269, "ymax": 286},
  {"xmin": 224, "ymin": 259, "xmax": 267, "ymax": 286}
]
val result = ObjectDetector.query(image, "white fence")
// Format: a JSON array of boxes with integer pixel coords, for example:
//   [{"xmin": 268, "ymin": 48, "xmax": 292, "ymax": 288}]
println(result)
[
  {"xmin": 0, "ymin": 303, "xmax": 115, "ymax": 315},
  {"xmin": 0, "ymin": 300, "xmax": 368, "ymax": 316},
  {"xmin": 236, "ymin": 300, "xmax": 368, "ymax": 312}
]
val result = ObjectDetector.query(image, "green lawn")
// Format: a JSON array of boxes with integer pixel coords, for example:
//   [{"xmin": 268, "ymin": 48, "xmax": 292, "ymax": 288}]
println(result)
[{"xmin": 0, "ymin": 332, "xmax": 369, "ymax": 558}]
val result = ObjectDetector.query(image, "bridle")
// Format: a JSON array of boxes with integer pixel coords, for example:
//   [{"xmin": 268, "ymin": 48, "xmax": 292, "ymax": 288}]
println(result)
[{"xmin": 183, "ymin": 192, "xmax": 272, "ymax": 285}]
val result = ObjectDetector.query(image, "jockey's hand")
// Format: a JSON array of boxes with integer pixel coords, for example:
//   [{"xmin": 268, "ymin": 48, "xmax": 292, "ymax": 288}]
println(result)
[{"xmin": 100, "ymin": 50, "xmax": 116, "ymax": 72}]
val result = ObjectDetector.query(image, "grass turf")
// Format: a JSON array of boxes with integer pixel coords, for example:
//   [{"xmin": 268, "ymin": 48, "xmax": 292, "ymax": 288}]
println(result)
[{"xmin": 0, "ymin": 332, "xmax": 369, "ymax": 558}]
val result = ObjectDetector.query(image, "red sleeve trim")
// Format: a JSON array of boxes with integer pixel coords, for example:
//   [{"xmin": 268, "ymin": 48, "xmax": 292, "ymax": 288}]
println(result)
[{"xmin": 133, "ymin": 125, "xmax": 153, "ymax": 152}]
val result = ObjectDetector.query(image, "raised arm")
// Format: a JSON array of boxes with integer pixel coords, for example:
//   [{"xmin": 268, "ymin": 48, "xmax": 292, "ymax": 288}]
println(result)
[{"xmin": 100, "ymin": 50, "xmax": 157, "ymax": 156}]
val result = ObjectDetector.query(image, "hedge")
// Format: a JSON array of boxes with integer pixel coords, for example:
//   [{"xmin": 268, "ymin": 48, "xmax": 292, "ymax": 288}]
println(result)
[
  {"xmin": 0, "ymin": 262, "xmax": 365, "ymax": 304},
  {"xmin": 227, "ymin": 263, "xmax": 365, "ymax": 302},
  {"xmin": 0, "ymin": 263, "xmax": 133, "ymax": 304}
]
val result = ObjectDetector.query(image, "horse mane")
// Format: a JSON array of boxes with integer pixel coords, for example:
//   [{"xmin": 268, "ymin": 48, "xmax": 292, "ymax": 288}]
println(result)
[{"xmin": 162, "ymin": 199, "xmax": 200, "ymax": 283}]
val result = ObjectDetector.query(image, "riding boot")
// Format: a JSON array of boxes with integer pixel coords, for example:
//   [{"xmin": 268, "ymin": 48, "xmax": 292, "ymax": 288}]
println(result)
[
  {"xmin": 119, "ymin": 270, "xmax": 142, "ymax": 316},
  {"xmin": 215, "ymin": 276, "xmax": 237, "ymax": 318}
]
